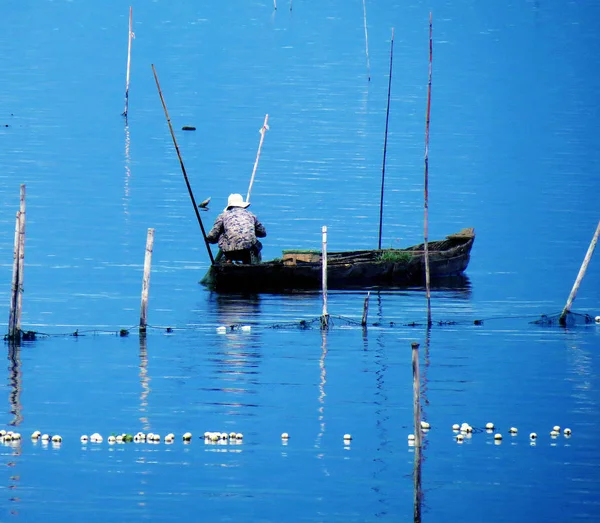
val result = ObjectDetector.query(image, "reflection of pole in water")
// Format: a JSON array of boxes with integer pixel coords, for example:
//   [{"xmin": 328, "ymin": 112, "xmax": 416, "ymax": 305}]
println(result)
[
  {"xmin": 7, "ymin": 343, "xmax": 23, "ymax": 426},
  {"xmin": 315, "ymin": 330, "xmax": 328, "ymax": 451},
  {"xmin": 139, "ymin": 333, "xmax": 150, "ymax": 431},
  {"xmin": 123, "ymin": 123, "xmax": 131, "ymax": 217}
]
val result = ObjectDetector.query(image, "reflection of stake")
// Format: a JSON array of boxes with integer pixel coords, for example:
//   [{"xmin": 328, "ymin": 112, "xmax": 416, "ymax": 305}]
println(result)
[{"xmin": 151, "ymin": 64, "xmax": 214, "ymax": 264}]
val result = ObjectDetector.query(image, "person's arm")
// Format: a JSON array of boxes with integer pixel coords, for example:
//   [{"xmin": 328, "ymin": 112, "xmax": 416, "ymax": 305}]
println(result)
[
  {"xmin": 254, "ymin": 217, "xmax": 266, "ymax": 238},
  {"xmin": 207, "ymin": 215, "xmax": 224, "ymax": 244}
]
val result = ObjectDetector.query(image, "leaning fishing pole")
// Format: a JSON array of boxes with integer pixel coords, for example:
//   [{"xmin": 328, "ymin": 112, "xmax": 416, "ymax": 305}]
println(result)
[{"xmin": 151, "ymin": 64, "xmax": 215, "ymax": 265}]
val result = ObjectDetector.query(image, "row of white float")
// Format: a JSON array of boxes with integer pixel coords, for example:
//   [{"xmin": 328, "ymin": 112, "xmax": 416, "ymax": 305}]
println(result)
[
  {"xmin": 0, "ymin": 430, "xmax": 353, "ymax": 445},
  {"xmin": 408, "ymin": 421, "xmax": 573, "ymax": 444}
]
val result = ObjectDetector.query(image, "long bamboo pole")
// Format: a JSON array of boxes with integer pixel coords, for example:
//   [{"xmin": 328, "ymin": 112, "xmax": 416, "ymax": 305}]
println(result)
[
  {"xmin": 151, "ymin": 64, "xmax": 215, "ymax": 265},
  {"xmin": 8, "ymin": 211, "xmax": 20, "ymax": 340},
  {"xmin": 139, "ymin": 228, "xmax": 155, "ymax": 332},
  {"xmin": 423, "ymin": 14, "xmax": 433, "ymax": 327},
  {"xmin": 559, "ymin": 220, "xmax": 600, "ymax": 326},
  {"xmin": 122, "ymin": 7, "xmax": 133, "ymax": 117},
  {"xmin": 16, "ymin": 184, "xmax": 26, "ymax": 334},
  {"xmin": 362, "ymin": 0, "xmax": 371, "ymax": 81},
  {"xmin": 246, "ymin": 114, "xmax": 269, "ymax": 203},
  {"xmin": 378, "ymin": 28, "xmax": 394, "ymax": 250}
]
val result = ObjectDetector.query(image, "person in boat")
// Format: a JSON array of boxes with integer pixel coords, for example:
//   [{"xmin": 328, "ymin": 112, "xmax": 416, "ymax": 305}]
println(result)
[{"xmin": 207, "ymin": 193, "xmax": 266, "ymax": 264}]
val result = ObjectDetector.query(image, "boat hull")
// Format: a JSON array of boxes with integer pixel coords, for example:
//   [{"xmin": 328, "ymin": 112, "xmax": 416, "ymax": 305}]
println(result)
[{"xmin": 201, "ymin": 228, "xmax": 474, "ymax": 293}]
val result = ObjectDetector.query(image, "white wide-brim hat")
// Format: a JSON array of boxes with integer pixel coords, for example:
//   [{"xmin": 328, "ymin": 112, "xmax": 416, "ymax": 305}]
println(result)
[{"xmin": 225, "ymin": 193, "xmax": 250, "ymax": 211}]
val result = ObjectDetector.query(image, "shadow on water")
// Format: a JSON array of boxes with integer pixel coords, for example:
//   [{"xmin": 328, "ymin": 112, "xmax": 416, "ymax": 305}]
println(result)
[{"xmin": 203, "ymin": 294, "xmax": 264, "ymax": 413}]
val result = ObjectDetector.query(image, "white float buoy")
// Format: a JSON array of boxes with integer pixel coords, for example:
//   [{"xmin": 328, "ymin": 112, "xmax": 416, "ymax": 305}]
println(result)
[
  {"xmin": 51, "ymin": 435, "xmax": 62, "ymax": 443},
  {"xmin": 108, "ymin": 436, "xmax": 116, "ymax": 444},
  {"xmin": 41, "ymin": 434, "xmax": 50, "ymax": 441},
  {"xmin": 509, "ymin": 427, "xmax": 518, "ymax": 434},
  {"xmin": 553, "ymin": 425, "xmax": 560, "ymax": 432},
  {"xmin": 550, "ymin": 430, "xmax": 559, "ymax": 437},
  {"xmin": 281, "ymin": 432, "xmax": 289, "ymax": 440},
  {"xmin": 408, "ymin": 434, "xmax": 415, "ymax": 441},
  {"xmin": 452, "ymin": 424, "xmax": 460, "ymax": 431},
  {"xmin": 485, "ymin": 422, "xmax": 495, "ymax": 430},
  {"xmin": 456, "ymin": 434, "xmax": 464, "ymax": 442},
  {"xmin": 216, "ymin": 326, "xmax": 227, "ymax": 334},
  {"xmin": 343, "ymin": 434, "xmax": 352, "ymax": 441},
  {"xmin": 241, "ymin": 325, "xmax": 252, "ymax": 332},
  {"xmin": 564, "ymin": 428, "xmax": 572, "ymax": 435},
  {"xmin": 530, "ymin": 432, "xmax": 537, "ymax": 440},
  {"xmin": 420, "ymin": 421, "xmax": 430, "ymax": 430},
  {"xmin": 182, "ymin": 432, "xmax": 192, "ymax": 441},
  {"xmin": 595, "ymin": 315, "xmax": 600, "ymax": 323},
  {"xmin": 494, "ymin": 433, "xmax": 502, "ymax": 440},
  {"xmin": 235, "ymin": 433, "xmax": 243, "ymax": 440},
  {"xmin": 31, "ymin": 430, "xmax": 41, "ymax": 439},
  {"xmin": 81, "ymin": 435, "xmax": 89, "ymax": 443}
]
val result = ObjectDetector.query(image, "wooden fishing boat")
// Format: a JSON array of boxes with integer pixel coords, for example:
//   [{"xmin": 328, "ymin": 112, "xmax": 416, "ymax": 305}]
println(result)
[{"xmin": 201, "ymin": 228, "xmax": 475, "ymax": 293}]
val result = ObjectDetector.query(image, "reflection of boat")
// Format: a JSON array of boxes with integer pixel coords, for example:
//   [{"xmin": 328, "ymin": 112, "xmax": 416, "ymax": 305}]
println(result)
[{"xmin": 201, "ymin": 228, "xmax": 475, "ymax": 293}]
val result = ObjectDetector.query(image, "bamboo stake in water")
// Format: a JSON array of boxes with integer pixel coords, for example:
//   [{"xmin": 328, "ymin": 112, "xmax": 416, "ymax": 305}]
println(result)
[
  {"xmin": 139, "ymin": 228, "xmax": 155, "ymax": 332},
  {"xmin": 413, "ymin": 440, "xmax": 423, "ymax": 523},
  {"xmin": 274, "ymin": 0, "xmax": 277, "ymax": 10},
  {"xmin": 411, "ymin": 342, "xmax": 422, "ymax": 448},
  {"xmin": 122, "ymin": 6, "xmax": 134, "ymax": 117},
  {"xmin": 378, "ymin": 28, "xmax": 394, "ymax": 250},
  {"xmin": 246, "ymin": 114, "xmax": 270, "ymax": 203},
  {"xmin": 8, "ymin": 211, "xmax": 21, "ymax": 341},
  {"xmin": 423, "ymin": 14, "xmax": 433, "ymax": 327},
  {"xmin": 362, "ymin": 0, "xmax": 371, "ymax": 81},
  {"xmin": 290, "ymin": 0, "xmax": 293, "ymax": 10},
  {"xmin": 559, "ymin": 220, "xmax": 600, "ymax": 326},
  {"xmin": 361, "ymin": 291, "xmax": 371, "ymax": 327},
  {"xmin": 151, "ymin": 64, "xmax": 215, "ymax": 265},
  {"xmin": 321, "ymin": 226, "xmax": 329, "ymax": 328},
  {"xmin": 16, "ymin": 184, "xmax": 26, "ymax": 334}
]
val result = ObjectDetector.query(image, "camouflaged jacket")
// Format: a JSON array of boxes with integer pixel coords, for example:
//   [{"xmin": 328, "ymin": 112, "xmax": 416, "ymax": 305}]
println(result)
[{"xmin": 206, "ymin": 207, "xmax": 267, "ymax": 252}]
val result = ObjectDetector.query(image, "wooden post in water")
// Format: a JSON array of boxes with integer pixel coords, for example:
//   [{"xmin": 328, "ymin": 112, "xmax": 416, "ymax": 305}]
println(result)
[
  {"xmin": 361, "ymin": 291, "xmax": 371, "ymax": 327},
  {"xmin": 246, "ymin": 114, "xmax": 269, "ymax": 203},
  {"xmin": 16, "ymin": 184, "xmax": 26, "ymax": 335},
  {"xmin": 122, "ymin": 6, "xmax": 133, "ymax": 117},
  {"xmin": 8, "ymin": 212, "xmax": 21, "ymax": 341},
  {"xmin": 362, "ymin": 0, "xmax": 371, "ymax": 81},
  {"xmin": 274, "ymin": 0, "xmax": 277, "ymax": 10},
  {"xmin": 559, "ymin": 220, "xmax": 600, "ymax": 326},
  {"xmin": 411, "ymin": 342, "xmax": 422, "ymax": 448},
  {"xmin": 423, "ymin": 13, "xmax": 433, "ymax": 327},
  {"xmin": 378, "ymin": 28, "xmax": 394, "ymax": 250},
  {"xmin": 139, "ymin": 228, "xmax": 155, "ymax": 333},
  {"xmin": 321, "ymin": 226, "xmax": 329, "ymax": 328}
]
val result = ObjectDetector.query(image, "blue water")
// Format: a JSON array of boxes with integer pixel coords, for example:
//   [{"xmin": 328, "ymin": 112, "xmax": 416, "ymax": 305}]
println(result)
[{"xmin": 1, "ymin": 1, "xmax": 599, "ymax": 521}]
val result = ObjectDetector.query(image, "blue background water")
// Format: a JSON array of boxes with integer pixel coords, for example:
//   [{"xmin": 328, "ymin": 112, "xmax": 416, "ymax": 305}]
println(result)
[{"xmin": 0, "ymin": 1, "xmax": 599, "ymax": 521}]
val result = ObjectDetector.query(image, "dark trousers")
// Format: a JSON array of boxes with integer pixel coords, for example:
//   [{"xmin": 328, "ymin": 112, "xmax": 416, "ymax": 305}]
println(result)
[{"xmin": 223, "ymin": 242, "xmax": 262, "ymax": 265}]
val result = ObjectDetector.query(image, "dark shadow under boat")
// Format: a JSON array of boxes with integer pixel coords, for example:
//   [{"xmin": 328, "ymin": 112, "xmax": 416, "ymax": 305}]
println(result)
[{"xmin": 201, "ymin": 228, "xmax": 475, "ymax": 294}]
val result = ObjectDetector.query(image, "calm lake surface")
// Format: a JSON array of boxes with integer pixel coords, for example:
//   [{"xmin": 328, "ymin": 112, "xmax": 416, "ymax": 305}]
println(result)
[{"xmin": 1, "ymin": 1, "xmax": 599, "ymax": 521}]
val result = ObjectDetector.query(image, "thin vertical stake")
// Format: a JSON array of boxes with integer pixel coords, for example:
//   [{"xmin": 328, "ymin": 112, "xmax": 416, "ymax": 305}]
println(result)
[
  {"xmin": 140, "ymin": 228, "xmax": 155, "ymax": 332},
  {"xmin": 378, "ymin": 28, "xmax": 394, "ymax": 250},
  {"xmin": 123, "ymin": 6, "xmax": 133, "ymax": 117},
  {"xmin": 423, "ymin": 14, "xmax": 433, "ymax": 327},
  {"xmin": 412, "ymin": 342, "xmax": 422, "ymax": 448},
  {"xmin": 8, "ymin": 212, "xmax": 20, "ymax": 340},
  {"xmin": 362, "ymin": 0, "xmax": 371, "ymax": 81},
  {"xmin": 16, "ymin": 184, "xmax": 26, "ymax": 334},
  {"xmin": 321, "ymin": 226, "xmax": 329, "ymax": 328},
  {"xmin": 559, "ymin": 220, "xmax": 600, "ymax": 325}
]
